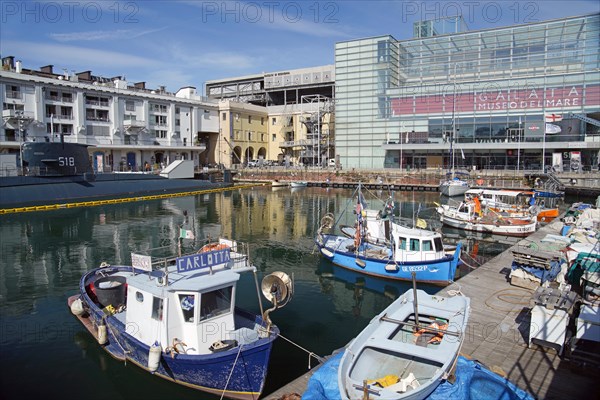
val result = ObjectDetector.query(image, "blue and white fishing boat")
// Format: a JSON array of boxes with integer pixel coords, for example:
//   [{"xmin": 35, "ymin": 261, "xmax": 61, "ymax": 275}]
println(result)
[
  {"xmin": 338, "ymin": 288, "xmax": 471, "ymax": 400},
  {"xmin": 315, "ymin": 186, "xmax": 462, "ymax": 286},
  {"xmin": 68, "ymin": 237, "xmax": 293, "ymax": 400}
]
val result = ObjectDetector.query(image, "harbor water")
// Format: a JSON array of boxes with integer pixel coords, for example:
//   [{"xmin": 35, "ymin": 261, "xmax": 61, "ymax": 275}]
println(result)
[{"xmin": 0, "ymin": 186, "xmax": 585, "ymax": 399}]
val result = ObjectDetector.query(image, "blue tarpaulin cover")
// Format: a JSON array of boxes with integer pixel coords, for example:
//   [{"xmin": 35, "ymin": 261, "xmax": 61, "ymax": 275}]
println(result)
[
  {"xmin": 302, "ymin": 352, "xmax": 534, "ymax": 400},
  {"xmin": 511, "ymin": 260, "xmax": 562, "ymax": 283}
]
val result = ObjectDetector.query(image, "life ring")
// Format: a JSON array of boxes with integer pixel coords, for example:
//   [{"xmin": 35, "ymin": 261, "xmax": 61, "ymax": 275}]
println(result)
[{"xmin": 198, "ymin": 243, "xmax": 230, "ymax": 253}]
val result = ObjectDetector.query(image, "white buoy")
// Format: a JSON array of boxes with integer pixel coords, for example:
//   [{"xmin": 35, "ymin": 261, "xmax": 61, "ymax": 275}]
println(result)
[
  {"xmin": 148, "ymin": 341, "xmax": 161, "ymax": 372},
  {"xmin": 97, "ymin": 323, "xmax": 107, "ymax": 345},
  {"xmin": 70, "ymin": 298, "xmax": 85, "ymax": 316}
]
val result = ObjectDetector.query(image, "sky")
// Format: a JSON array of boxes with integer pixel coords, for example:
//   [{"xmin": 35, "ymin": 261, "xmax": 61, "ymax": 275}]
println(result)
[{"xmin": 1, "ymin": 1, "xmax": 599, "ymax": 94}]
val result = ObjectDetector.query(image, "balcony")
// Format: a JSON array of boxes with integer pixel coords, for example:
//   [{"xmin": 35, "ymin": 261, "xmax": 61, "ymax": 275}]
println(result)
[
  {"xmin": 2, "ymin": 109, "xmax": 34, "ymax": 122},
  {"xmin": 6, "ymin": 91, "xmax": 22, "ymax": 100},
  {"xmin": 123, "ymin": 119, "xmax": 146, "ymax": 132},
  {"xmin": 46, "ymin": 95, "xmax": 73, "ymax": 103}
]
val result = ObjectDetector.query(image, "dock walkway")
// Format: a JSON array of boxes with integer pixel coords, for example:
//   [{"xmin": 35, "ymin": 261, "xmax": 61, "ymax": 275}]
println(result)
[{"xmin": 265, "ymin": 217, "xmax": 596, "ymax": 399}]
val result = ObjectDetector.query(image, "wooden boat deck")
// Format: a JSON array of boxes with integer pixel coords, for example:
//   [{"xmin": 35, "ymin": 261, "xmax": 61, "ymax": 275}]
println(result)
[{"xmin": 264, "ymin": 217, "xmax": 596, "ymax": 399}]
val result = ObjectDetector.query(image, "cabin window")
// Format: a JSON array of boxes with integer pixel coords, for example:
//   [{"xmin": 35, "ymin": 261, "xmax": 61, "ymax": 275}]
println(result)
[
  {"xmin": 179, "ymin": 294, "xmax": 196, "ymax": 323},
  {"xmin": 397, "ymin": 237, "xmax": 406, "ymax": 250},
  {"xmin": 422, "ymin": 240, "xmax": 433, "ymax": 251},
  {"xmin": 200, "ymin": 286, "xmax": 233, "ymax": 321},
  {"xmin": 135, "ymin": 292, "xmax": 144, "ymax": 302},
  {"xmin": 151, "ymin": 297, "xmax": 163, "ymax": 321},
  {"xmin": 434, "ymin": 237, "xmax": 443, "ymax": 252},
  {"xmin": 410, "ymin": 239, "xmax": 420, "ymax": 251}
]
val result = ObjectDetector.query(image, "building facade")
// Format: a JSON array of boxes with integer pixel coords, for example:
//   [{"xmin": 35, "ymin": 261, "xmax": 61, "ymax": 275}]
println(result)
[
  {"xmin": 207, "ymin": 66, "xmax": 336, "ymax": 167},
  {"xmin": 335, "ymin": 14, "xmax": 600, "ymax": 171},
  {"xmin": 1, "ymin": 58, "xmax": 219, "ymax": 172}
]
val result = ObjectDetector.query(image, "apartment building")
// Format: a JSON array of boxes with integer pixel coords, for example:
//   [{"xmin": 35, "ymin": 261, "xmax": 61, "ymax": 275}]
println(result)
[{"xmin": 1, "ymin": 57, "xmax": 219, "ymax": 172}]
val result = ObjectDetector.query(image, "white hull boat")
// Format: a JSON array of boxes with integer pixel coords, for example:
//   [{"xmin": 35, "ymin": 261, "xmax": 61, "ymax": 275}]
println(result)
[
  {"xmin": 338, "ymin": 288, "xmax": 470, "ymax": 399},
  {"xmin": 439, "ymin": 179, "xmax": 469, "ymax": 197},
  {"xmin": 436, "ymin": 203, "xmax": 537, "ymax": 237}
]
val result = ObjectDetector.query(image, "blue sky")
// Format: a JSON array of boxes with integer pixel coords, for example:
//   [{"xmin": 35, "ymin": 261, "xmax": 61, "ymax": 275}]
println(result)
[{"xmin": 1, "ymin": 1, "xmax": 599, "ymax": 93}]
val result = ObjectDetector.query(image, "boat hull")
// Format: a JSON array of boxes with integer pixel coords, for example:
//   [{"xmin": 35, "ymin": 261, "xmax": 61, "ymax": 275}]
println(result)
[
  {"xmin": 316, "ymin": 235, "xmax": 461, "ymax": 286},
  {"xmin": 71, "ymin": 266, "xmax": 277, "ymax": 400},
  {"xmin": 439, "ymin": 181, "xmax": 469, "ymax": 197},
  {"xmin": 437, "ymin": 206, "xmax": 536, "ymax": 237},
  {"xmin": 338, "ymin": 289, "xmax": 470, "ymax": 400}
]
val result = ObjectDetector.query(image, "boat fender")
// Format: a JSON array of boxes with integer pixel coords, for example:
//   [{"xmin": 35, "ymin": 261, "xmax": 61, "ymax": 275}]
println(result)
[
  {"xmin": 97, "ymin": 322, "xmax": 108, "ymax": 345},
  {"xmin": 70, "ymin": 298, "xmax": 85, "ymax": 316},
  {"xmin": 148, "ymin": 341, "xmax": 162, "ymax": 373}
]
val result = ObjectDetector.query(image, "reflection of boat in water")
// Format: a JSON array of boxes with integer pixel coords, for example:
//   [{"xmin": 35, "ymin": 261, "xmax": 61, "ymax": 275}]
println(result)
[
  {"xmin": 68, "ymin": 236, "xmax": 293, "ymax": 399},
  {"xmin": 317, "ymin": 260, "xmax": 415, "ymax": 301}
]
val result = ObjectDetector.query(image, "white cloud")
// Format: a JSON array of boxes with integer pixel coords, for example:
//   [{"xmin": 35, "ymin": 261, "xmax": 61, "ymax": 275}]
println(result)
[
  {"xmin": 49, "ymin": 27, "xmax": 168, "ymax": 42},
  {"xmin": 3, "ymin": 40, "xmax": 162, "ymax": 69}
]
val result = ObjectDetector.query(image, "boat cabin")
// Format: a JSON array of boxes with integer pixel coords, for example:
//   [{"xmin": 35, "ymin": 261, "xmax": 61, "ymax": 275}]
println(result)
[
  {"xmin": 121, "ymin": 240, "xmax": 260, "ymax": 355},
  {"xmin": 361, "ymin": 210, "xmax": 446, "ymax": 263},
  {"xmin": 465, "ymin": 189, "xmax": 534, "ymax": 210}
]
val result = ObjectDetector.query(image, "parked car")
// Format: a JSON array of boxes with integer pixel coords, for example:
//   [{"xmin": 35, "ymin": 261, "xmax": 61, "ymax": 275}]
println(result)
[{"xmin": 247, "ymin": 159, "xmax": 259, "ymax": 167}]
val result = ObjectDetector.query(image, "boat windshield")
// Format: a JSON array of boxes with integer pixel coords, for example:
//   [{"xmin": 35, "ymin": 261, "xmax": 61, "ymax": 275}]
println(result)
[{"xmin": 200, "ymin": 286, "xmax": 233, "ymax": 321}]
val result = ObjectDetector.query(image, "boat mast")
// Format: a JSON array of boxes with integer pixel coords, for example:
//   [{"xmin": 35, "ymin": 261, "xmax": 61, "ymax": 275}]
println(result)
[{"xmin": 450, "ymin": 64, "xmax": 457, "ymax": 178}]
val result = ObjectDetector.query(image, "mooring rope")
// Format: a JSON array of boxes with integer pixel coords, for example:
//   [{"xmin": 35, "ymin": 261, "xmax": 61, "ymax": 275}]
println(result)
[
  {"xmin": 277, "ymin": 333, "xmax": 325, "ymax": 369},
  {"xmin": 220, "ymin": 344, "xmax": 244, "ymax": 400}
]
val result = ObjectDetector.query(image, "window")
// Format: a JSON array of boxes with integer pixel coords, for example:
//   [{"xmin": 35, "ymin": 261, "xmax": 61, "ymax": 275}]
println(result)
[
  {"xmin": 179, "ymin": 294, "xmax": 195, "ymax": 322},
  {"xmin": 272, "ymin": 117, "xmax": 277, "ymax": 125},
  {"xmin": 125, "ymin": 100, "xmax": 135, "ymax": 111},
  {"xmin": 151, "ymin": 297, "xmax": 163, "ymax": 321},
  {"xmin": 409, "ymin": 239, "xmax": 420, "ymax": 251},
  {"xmin": 222, "ymin": 112, "xmax": 226, "ymax": 120},
  {"xmin": 261, "ymin": 117, "xmax": 264, "ymax": 125},
  {"xmin": 135, "ymin": 292, "xmax": 144, "ymax": 302},
  {"xmin": 422, "ymin": 240, "xmax": 433, "ymax": 251},
  {"xmin": 433, "ymin": 237, "xmax": 443, "ymax": 252},
  {"xmin": 154, "ymin": 129, "xmax": 167, "ymax": 138},
  {"xmin": 397, "ymin": 237, "xmax": 406, "ymax": 250},
  {"xmin": 272, "ymin": 134, "xmax": 276, "ymax": 142},
  {"xmin": 248, "ymin": 115, "xmax": 251, "ymax": 124},
  {"xmin": 200, "ymin": 286, "xmax": 233, "ymax": 321}
]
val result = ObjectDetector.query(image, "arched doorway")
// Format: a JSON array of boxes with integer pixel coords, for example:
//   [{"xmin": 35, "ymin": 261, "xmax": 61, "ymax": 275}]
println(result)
[
  {"xmin": 245, "ymin": 147, "xmax": 254, "ymax": 165},
  {"xmin": 233, "ymin": 147, "xmax": 242, "ymax": 165},
  {"xmin": 257, "ymin": 147, "xmax": 267, "ymax": 160}
]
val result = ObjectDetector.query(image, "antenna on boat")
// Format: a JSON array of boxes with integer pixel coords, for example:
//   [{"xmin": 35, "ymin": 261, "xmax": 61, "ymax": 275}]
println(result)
[
  {"xmin": 260, "ymin": 271, "xmax": 294, "ymax": 334},
  {"xmin": 411, "ymin": 272, "xmax": 420, "ymax": 331}
]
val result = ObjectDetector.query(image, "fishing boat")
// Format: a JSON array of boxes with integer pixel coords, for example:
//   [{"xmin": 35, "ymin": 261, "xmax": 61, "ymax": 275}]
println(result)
[
  {"xmin": 436, "ymin": 198, "xmax": 537, "ymax": 237},
  {"xmin": 315, "ymin": 186, "xmax": 462, "ymax": 286},
  {"xmin": 464, "ymin": 188, "xmax": 560, "ymax": 223},
  {"xmin": 338, "ymin": 287, "xmax": 471, "ymax": 400},
  {"xmin": 290, "ymin": 181, "xmax": 308, "ymax": 188},
  {"xmin": 67, "ymin": 236, "xmax": 293, "ymax": 400}
]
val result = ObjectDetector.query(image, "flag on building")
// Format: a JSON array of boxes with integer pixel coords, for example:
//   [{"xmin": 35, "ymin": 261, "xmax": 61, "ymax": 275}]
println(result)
[
  {"xmin": 545, "ymin": 123, "xmax": 561, "ymax": 134},
  {"xmin": 180, "ymin": 228, "xmax": 195, "ymax": 239},
  {"xmin": 544, "ymin": 113, "xmax": 563, "ymax": 122}
]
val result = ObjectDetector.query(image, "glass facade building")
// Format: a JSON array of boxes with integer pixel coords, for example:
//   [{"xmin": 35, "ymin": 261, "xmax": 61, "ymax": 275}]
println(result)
[{"xmin": 335, "ymin": 14, "xmax": 600, "ymax": 171}]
